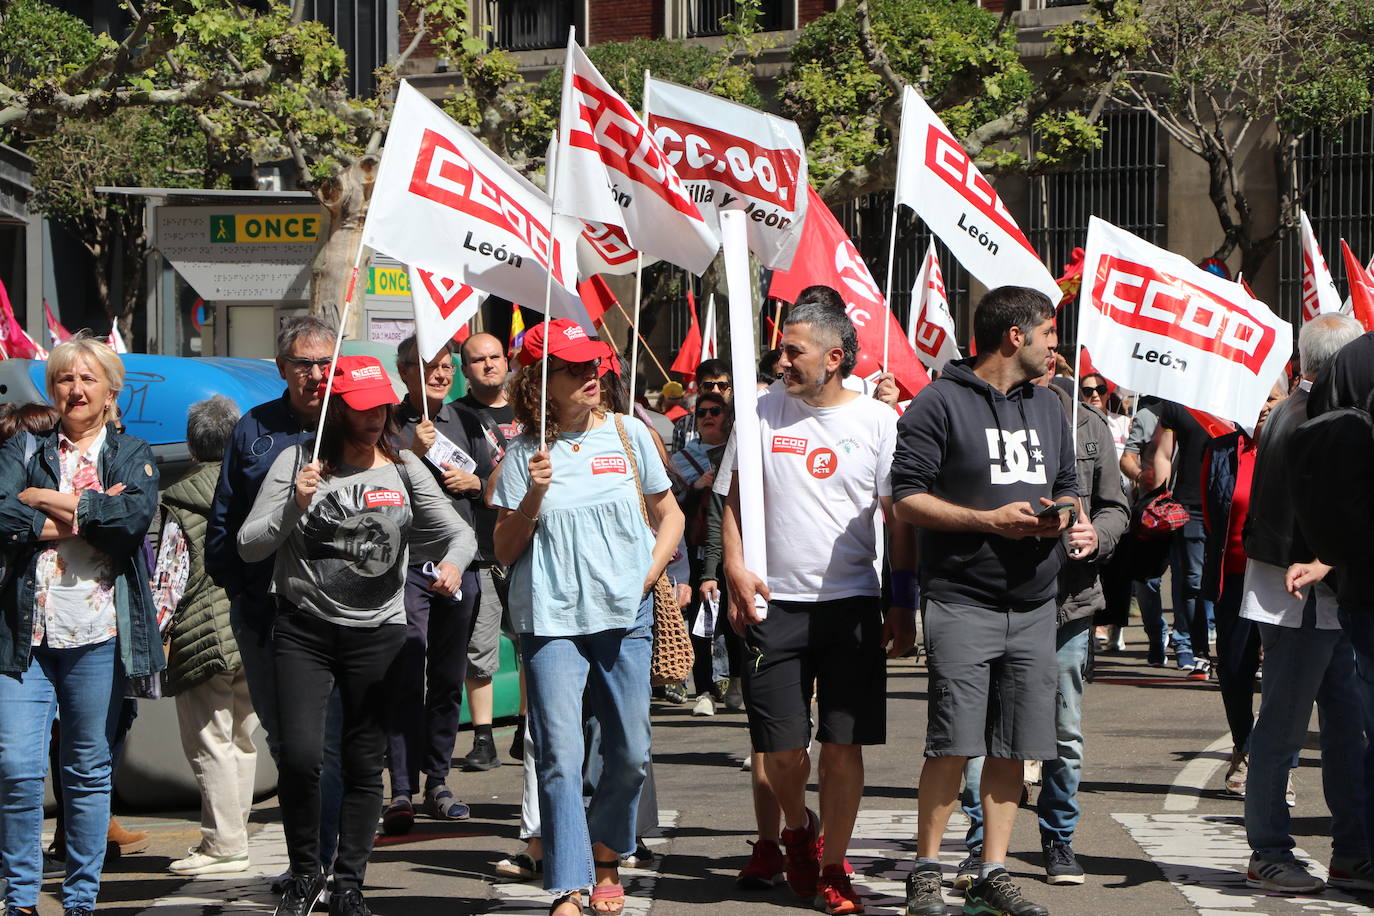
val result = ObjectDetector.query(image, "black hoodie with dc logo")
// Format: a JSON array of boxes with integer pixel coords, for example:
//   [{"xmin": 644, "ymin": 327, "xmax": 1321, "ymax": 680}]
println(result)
[{"xmin": 892, "ymin": 358, "xmax": 1078, "ymax": 612}]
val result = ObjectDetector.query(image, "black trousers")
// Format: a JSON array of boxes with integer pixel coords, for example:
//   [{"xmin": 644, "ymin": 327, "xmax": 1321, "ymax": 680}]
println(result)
[
  {"xmin": 274, "ymin": 607, "xmax": 405, "ymax": 890},
  {"xmin": 1214, "ymin": 571, "xmax": 1261, "ymax": 752}
]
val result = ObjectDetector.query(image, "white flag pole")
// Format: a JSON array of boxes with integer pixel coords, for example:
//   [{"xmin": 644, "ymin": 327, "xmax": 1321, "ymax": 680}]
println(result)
[
  {"xmin": 1069, "ymin": 342, "xmax": 1082, "ymax": 455},
  {"xmin": 540, "ymin": 28, "xmax": 578, "ymax": 447},
  {"xmin": 626, "ymin": 68, "xmax": 652, "ymax": 410},
  {"xmin": 880, "ymin": 91, "xmax": 909, "ymax": 372},
  {"xmin": 310, "ymin": 241, "xmax": 369, "ymax": 464}
]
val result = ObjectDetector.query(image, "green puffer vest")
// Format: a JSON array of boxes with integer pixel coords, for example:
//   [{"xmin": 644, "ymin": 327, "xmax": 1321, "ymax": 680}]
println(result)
[{"xmin": 161, "ymin": 462, "xmax": 236, "ymax": 696}]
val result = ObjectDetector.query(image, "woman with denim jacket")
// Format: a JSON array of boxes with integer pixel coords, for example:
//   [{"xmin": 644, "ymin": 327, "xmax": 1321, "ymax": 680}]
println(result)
[
  {"xmin": 491, "ymin": 320, "xmax": 683, "ymax": 916},
  {"xmin": 0, "ymin": 336, "xmax": 163, "ymax": 916}
]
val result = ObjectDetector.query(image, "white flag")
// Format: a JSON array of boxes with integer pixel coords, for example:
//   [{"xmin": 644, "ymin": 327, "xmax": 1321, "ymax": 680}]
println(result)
[
  {"xmin": 893, "ymin": 86, "xmax": 1059, "ymax": 302},
  {"xmin": 363, "ymin": 82, "xmax": 583, "ymax": 317},
  {"xmin": 646, "ymin": 77, "xmax": 808, "ymax": 270},
  {"xmin": 408, "ymin": 267, "xmax": 485, "ymax": 363},
  {"xmin": 1299, "ymin": 209, "xmax": 1342, "ymax": 322},
  {"xmin": 907, "ymin": 243, "xmax": 960, "ymax": 371},
  {"xmin": 556, "ymin": 37, "xmax": 719, "ymax": 274},
  {"xmin": 1078, "ymin": 217, "xmax": 1292, "ymax": 427},
  {"xmin": 107, "ymin": 324, "xmax": 128, "ymax": 354},
  {"xmin": 700, "ymin": 293, "xmax": 717, "ymax": 363}
]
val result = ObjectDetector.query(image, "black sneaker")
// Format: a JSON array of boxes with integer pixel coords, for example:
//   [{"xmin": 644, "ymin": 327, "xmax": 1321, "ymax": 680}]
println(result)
[
  {"xmin": 328, "ymin": 888, "xmax": 371, "ymax": 916},
  {"xmin": 510, "ymin": 717, "xmax": 526, "ymax": 761},
  {"xmin": 275, "ymin": 873, "xmax": 327, "ymax": 916},
  {"xmin": 461, "ymin": 735, "xmax": 500, "ymax": 772},
  {"xmin": 1043, "ymin": 840, "xmax": 1084, "ymax": 885},
  {"xmin": 904, "ymin": 862, "xmax": 946, "ymax": 916},
  {"xmin": 964, "ymin": 868, "xmax": 1049, "ymax": 916}
]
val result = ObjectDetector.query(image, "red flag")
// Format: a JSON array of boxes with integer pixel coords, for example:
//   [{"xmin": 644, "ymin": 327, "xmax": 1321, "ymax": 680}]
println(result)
[
  {"xmin": 452, "ymin": 325, "xmax": 470, "ymax": 345},
  {"xmin": 1185, "ymin": 407, "xmax": 1237, "ymax": 439},
  {"xmin": 1077, "ymin": 347, "xmax": 1116, "ymax": 395},
  {"xmin": 1341, "ymin": 240, "xmax": 1374, "ymax": 331},
  {"xmin": 670, "ymin": 292, "xmax": 703, "ymax": 379},
  {"xmin": 0, "ymin": 279, "xmax": 45, "ymax": 359},
  {"xmin": 767, "ymin": 187, "xmax": 929, "ymax": 398},
  {"xmin": 44, "ymin": 300, "xmax": 72, "ymax": 343},
  {"xmin": 1055, "ymin": 247, "xmax": 1086, "ymax": 309},
  {"xmin": 576, "ymin": 275, "xmax": 616, "ymax": 326}
]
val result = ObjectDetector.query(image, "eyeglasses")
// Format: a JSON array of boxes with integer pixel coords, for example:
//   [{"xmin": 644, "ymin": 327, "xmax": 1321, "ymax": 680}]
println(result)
[
  {"xmin": 695, "ymin": 406, "xmax": 723, "ymax": 418},
  {"xmin": 285, "ymin": 357, "xmax": 332, "ymax": 374},
  {"xmin": 555, "ymin": 358, "xmax": 601, "ymax": 376},
  {"xmin": 700, "ymin": 380, "xmax": 731, "ymax": 392},
  {"xmin": 1081, "ymin": 384, "xmax": 1108, "ymax": 397}
]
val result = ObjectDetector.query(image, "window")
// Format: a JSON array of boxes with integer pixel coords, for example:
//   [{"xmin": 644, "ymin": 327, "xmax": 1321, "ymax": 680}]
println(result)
[
  {"xmin": 688, "ymin": 0, "xmax": 791, "ymax": 37},
  {"xmin": 302, "ymin": 0, "xmax": 392, "ymax": 98},
  {"xmin": 493, "ymin": 0, "xmax": 574, "ymax": 51}
]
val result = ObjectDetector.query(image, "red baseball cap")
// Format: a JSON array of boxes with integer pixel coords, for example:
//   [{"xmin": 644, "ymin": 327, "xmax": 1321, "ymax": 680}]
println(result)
[
  {"xmin": 318, "ymin": 355, "xmax": 401, "ymax": 411},
  {"xmin": 518, "ymin": 318, "xmax": 609, "ymax": 367}
]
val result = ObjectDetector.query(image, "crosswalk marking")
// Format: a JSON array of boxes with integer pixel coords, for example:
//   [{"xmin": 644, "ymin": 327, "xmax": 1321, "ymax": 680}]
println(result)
[{"xmin": 139, "ymin": 821, "xmax": 288, "ymax": 914}]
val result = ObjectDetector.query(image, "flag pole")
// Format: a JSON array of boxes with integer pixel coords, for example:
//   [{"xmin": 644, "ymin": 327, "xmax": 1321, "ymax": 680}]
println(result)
[
  {"xmin": 310, "ymin": 240, "xmax": 369, "ymax": 464},
  {"xmin": 769, "ymin": 299, "xmax": 783, "ymax": 349},
  {"xmin": 880, "ymin": 93, "xmax": 908, "ymax": 372},
  {"xmin": 626, "ymin": 68, "xmax": 652, "ymax": 409},
  {"xmin": 540, "ymin": 28, "xmax": 578, "ymax": 447},
  {"xmin": 1069, "ymin": 343, "xmax": 1082, "ymax": 455}
]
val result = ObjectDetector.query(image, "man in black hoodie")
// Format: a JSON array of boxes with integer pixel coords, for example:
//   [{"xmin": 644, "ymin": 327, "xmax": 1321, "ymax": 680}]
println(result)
[{"xmin": 892, "ymin": 286, "xmax": 1079, "ymax": 916}]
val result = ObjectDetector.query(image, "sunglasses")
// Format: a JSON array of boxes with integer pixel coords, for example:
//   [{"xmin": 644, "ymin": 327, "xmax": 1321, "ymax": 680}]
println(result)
[
  {"xmin": 695, "ymin": 406, "xmax": 724, "ymax": 418},
  {"xmin": 285, "ymin": 357, "xmax": 332, "ymax": 374},
  {"xmin": 555, "ymin": 357, "xmax": 601, "ymax": 376},
  {"xmin": 700, "ymin": 380, "xmax": 732, "ymax": 392},
  {"xmin": 1081, "ymin": 384, "xmax": 1108, "ymax": 397}
]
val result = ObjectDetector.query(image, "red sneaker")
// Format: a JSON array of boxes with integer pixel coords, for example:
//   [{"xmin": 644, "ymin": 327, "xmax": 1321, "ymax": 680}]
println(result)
[
  {"xmin": 814, "ymin": 864, "xmax": 864, "ymax": 915},
  {"xmin": 736, "ymin": 839, "xmax": 785, "ymax": 889},
  {"xmin": 816, "ymin": 834, "xmax": 855, "ymax": 875},
  {"xmin": 780, "ymin": 809, "xmax": 820, "ymax": 897}
]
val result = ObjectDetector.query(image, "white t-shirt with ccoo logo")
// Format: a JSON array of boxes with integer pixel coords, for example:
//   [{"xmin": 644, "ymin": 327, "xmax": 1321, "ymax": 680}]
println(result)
[{"xmin": 715, "ymin": 383, "xmax": 896, "ymax": 602}]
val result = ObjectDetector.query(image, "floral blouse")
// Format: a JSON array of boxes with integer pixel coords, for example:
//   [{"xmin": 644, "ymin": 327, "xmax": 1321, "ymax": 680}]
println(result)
[{"xmin": 31, "ymin": 428, "xmax": 118, "ymax": 648}]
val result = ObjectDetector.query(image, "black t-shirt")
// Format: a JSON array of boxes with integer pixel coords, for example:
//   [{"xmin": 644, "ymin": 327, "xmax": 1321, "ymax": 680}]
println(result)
[
  {"xmin": 457, "ymin": 394, "xmax": 522, "ymax": 562},
  {"xmin": 1156, "ymin": 400, "xmax": 1208, "ymax": 513}
]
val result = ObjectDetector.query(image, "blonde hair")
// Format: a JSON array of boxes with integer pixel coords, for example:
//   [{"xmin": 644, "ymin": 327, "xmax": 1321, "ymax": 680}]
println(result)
[{"xmin": 45, "ymin": 335, "xmax": 124, "ymax": 424}]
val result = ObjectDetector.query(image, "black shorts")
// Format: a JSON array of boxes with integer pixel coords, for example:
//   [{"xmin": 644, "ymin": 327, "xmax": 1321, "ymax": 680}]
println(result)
[{"xmin": 741, "ymin": 596, "xmax": 886, "ymax": 752}]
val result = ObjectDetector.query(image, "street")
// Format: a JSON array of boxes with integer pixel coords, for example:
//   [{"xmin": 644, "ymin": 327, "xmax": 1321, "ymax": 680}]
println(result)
[{"xmin": 80, "ymin": 635, "xmax": 1369, "ymax": 916}]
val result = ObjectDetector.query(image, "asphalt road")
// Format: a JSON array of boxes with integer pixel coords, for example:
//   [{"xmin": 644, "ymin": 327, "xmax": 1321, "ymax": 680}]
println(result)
[{"xmin": 60, "ymin": 629, "xmax": 1373, "ymax": 916}]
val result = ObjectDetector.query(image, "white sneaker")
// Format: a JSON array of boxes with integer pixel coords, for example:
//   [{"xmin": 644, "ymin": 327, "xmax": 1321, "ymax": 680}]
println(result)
[
  {"xmin": 169, "ymin": 847, "xmax": 250, "ymax": 876},
  {"xmin": 692, "ymin": 693, "xmax": 716, "ymax": 717},
  {"xmin": 1246, "ymin": 854, "xmax": 1325, "ymax": 893},
  {"xmin": 1223, "ymin": 750, "xmax": 1247, "ymax": 798}
]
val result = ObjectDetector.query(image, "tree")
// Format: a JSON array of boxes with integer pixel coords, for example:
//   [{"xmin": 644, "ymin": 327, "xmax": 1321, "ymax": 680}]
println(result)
[
  {"xmin": 783, "ymin": 0, "xmax": 1143, "ymax": 206},
  {"xmin": 1106, "ymin": 0, "xmax": 1374, "ymax": 278}
]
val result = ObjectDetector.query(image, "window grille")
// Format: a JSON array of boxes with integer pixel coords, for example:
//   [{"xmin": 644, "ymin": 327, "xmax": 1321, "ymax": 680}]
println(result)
[
  {"xmin": 688, "ymin": 0, "xmax": 791, "ymax": 37},
  {"xmin": 492, "ymin": 0, "xmax": 573, "ymax": 51},
  {"xmin": 303, "ymin": 0, "xmax": 389, "ymax": 98}
]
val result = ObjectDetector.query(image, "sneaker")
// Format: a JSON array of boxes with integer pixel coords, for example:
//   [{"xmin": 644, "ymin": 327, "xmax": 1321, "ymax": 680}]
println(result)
[
  {"xmin": 1043, "ymin": 840, "xmax": 1085, "ymax": 885},
  {"xmin": 42, "ymin": 849, "xmax": 64, "ymax": 878},
  {"xmin": 1176, "ymin": 649, "xmax": 1197, "ymax": 672},
  {"xmin": 1108, "ymin": 626, "xmax": 1126, "ymax": 652},
  {"xmin": 954, "ymin": 855, "xmax": 981, "ymax": 894},
  {"xmin": 1147, "ymin": 642, "xmax": 1166, "ymax": 667},
  {"xmin": 381, "ymin": 796, "xmax": 415, "ymax": 835},
  {"xmin": 816, "ymin": 834, "xmax": 854, "ymax": 875},
  {"xmin": 271, "ymin": 869, "xmax": 294, "ymax": 894},
  {"xmin": 1188, "ymin": 658, "xmax": 1211, "ymax": 681},
  {"xmin": 510, "ymin": 717, "xmax": 526, "ymax": 761},
  {"xmin": 723, "ymin": 677, "xmax": 745, "ymax": 711},
  {"xmin": 1286, "ymin": 773, "xmax": 1297, "ymax": 807},
  {"xmin": 493, "ymin": 851, "xmax": 542, "ymax": 882},
  {"xmin": 692, "ymin": 693, "xmax": 716, "ymax": 717},
  {"xmin": 1223, "ymin": 751, "xmax": 1247, "ymax": 798},
  {"xmin": 662, "ymin": 683, "xmax": 689, "ymax": 705},
  {"xmin": 1328, "ymin": 856, "xmax": 1374, "ymax": 891},
  {"xmin": 815, "ymin": 865, "xmax": 864, "ymax": 915},
  {"xmin": 62, "ymin": 910, "xmax": 92, "ymax": 916},
  {"xmin": 1245, "ymin": 854, "xmax": 1324, "ymax": 893},
  {"xmin": 964, "ymin": 868, "xmax": 1049, "ymax": 915},
  {"xmin": 170, "ymin": 846, "xmax": 250, "ymax": 876},
  {"xmin": 741, "ymin": 754, "xmax": 753, "ymax": 772},
  {"xmin": 328, "ymin": 887, "xmax": 371, "ymax": 916},
  {"xmin": 460, "ymin": 735, "xmax": 500, "ymax": 772},
  {"xmin": 621, "ymin": 841, "xmax": 656, "ymax": 869},
  {"xmin": 780, "ymin": 808, "xmax": 820, "ymax": 897},
  {"xmin": 274, "ymin": 873, "xmax": 327, "ymax": 916},
  {"xmin": 737, "ymin": 839, "xmax": 785, "ymax": 889},
  {"xmin": 904, "ymin": 862, "xmax": 946, "ymax": 915}
]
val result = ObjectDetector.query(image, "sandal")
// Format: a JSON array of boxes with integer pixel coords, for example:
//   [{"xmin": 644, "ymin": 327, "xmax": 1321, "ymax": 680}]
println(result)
[
  {"xmin": 494, "ymin": 851, "xmax": 542, "ymax": 881},
  {"xmin": 423, "ymin": 785, "xmax": 471, "ymax": 821},
  {"xmin": 590, "ymin": 859, "xmax": 626, "ymax": 916},
  {"xmin": 381, "ymin": 796, "xmax": 415, "ymax": 836},
  {"xmin": 549, "ymin": 890, "xmax": 583, "ymax": 915}
]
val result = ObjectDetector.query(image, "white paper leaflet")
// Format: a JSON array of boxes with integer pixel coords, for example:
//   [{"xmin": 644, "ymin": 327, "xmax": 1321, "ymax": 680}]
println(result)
[
  {"xmin": 424, "ymin": 427, "xmax": 478, "ymax": 475},
  {"xmin": 893, "ymin": 86, "xmax": 1059, "ymax": 302},
  {"xmin": 1299, "ymin": 209, "xmax": 1343, "ymax": 322},
  {"xmin": 1078, "ymin": 217, "xmax": 1292, "ymax": 427},
  {"xmin": 407, "ymin": 266, "xmax": 484, "ymax": 362},
  {"xmin": 646, "ymin": 77, "xmax": 808, "ymax": 270},
  {"xmin": 363, "ymin": 82, "xmax": 584, "ymax": 320},
  {"xmin": 907, "ymin": 243, "xmax": 961, "ymax": 371},
  {"xmin": 722, "ymin": 211, "xmax": 768, "ymax": 614},
  {"xmin": 555, "ymin": 39, "xmax": 719, "ymax": 274}
]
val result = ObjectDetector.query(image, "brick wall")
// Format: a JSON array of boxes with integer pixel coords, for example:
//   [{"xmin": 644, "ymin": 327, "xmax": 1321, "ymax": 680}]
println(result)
[
  {"xmin": 398, "ymin": 0, "xmax": 441, "ymax": 62},
  {"xmin": 589, "ymin": 0, "xmax": 658, "ymax": 43},
  {"xmin": 798, "ymin": 0, "xmax": 836, "ymax": 26},
  {"xmin": 980, "ymin": 0, "xmax": 1007, "ymax": 11}
]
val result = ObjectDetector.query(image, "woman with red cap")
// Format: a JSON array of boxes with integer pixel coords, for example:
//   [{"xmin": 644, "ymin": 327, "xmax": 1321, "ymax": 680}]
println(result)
[
  {"xmin": 238, "ymin": 355, "xmax": 476, "ymax": 916},
  {"xmin": 492, "ymin": 319, "xmax": 684, "ymax": 916}
]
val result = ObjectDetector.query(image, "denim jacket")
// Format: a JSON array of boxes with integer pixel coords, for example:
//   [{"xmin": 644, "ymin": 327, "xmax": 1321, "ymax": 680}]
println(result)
[{"xmin": 0, "ymin": 422, "xmax": 164, "ymax": 679}]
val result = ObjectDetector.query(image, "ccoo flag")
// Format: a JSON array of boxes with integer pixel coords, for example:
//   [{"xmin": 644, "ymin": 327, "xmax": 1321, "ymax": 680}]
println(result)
[
  {"xmin": 893, "ymin": 86, "xmax": 1059, "ymax": 302},
  {"xmin": 408, "ymin": 267, "xmax": 485, "ymax": 363},
  {"xmin": 907, "ymin": 243, "xmax": 961, "ymax": 372},
  {"xmin": 1299, "ymin": 209, "xmax": 1342, "ymax": 322},
  {"xmin": 1078, "ymin": 217, "xmax": 1291, "ymax": 427}
]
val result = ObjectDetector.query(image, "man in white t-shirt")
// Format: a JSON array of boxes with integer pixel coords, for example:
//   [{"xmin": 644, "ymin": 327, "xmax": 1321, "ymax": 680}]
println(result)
[{"xmin": 718, "ymin": 291, "xmax": 917, "ymax": 916}]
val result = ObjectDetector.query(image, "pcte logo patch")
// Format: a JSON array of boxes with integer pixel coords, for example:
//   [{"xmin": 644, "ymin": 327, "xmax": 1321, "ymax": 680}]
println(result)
[
  {"xmin": 771, "ymin": 435, "xmax": 808, "ymax": 455},
  {"xmin": 364, "ymin": 490, "xmax": 405, "ymax": 507},
  {"xmin": 808, "ymin": 448, "xmax": 837, "ymax": 479},
  {"xmin": 591, "ymin": 456, "xmax": 628, "ymax": 475}
]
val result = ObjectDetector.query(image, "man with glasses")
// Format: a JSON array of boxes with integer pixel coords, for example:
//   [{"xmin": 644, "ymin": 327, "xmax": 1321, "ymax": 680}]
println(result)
[
  {"xmin": 206, "ymin": 316, "xmax": 345, "ymax": 893},
  {"xmin": 455, "ymin": 332, "xmax": 521, "ymax": 770},
  {"xmin": 672, "ymin": 358, "xmax": 733, "ymax": 453},
  {"xmin": 380, "ymin": 335, "xmax": 496, "ymax": 832}
]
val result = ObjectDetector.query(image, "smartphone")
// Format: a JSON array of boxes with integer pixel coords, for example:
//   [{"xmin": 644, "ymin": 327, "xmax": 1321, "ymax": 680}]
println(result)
[{"xmin": 1036, "ymin": 501, "xmax": 1076, "ymax": 521}]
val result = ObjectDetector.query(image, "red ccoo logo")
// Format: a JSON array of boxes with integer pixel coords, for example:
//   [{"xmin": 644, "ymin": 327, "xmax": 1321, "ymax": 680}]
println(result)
[
  {"xmin": 771, "ymin": 435, "xmax": 808, "ymax": 455},
  {"xmin": 364, "ymin": 490, "xmax": 404, "ymax": 507},
  {"xmin": 591, "ymin": 456, "xmax": 628, "ymax": 475}
]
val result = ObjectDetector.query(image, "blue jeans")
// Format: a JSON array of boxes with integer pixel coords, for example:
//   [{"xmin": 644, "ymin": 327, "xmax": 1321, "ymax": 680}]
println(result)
[
  {"xmin": 1247, "ymin": 611, "xmax": 1367, "ymax": 862},
  {"xmin": 962, "ymin": 617, "xmax": 1091, "ymax": 852},
  {"xmin": 0, "ymin": 639, "xmax": 124, "ymax": 910},
  {"xmin": 1340, "ymin": 608, "xmax": 1374, "ymax": 858},
  {"xmin": 1137, "ymin": 576, "xmax": 1192, "ymax": 659},
  {"xmin": 231, "ymin": 596, "xmax": 344, "ymax": 865},
  {"xmin": 521, "ymin": 595, "xmax": 653, "ymax": 894},
  {"xmin": 1168, "ymin": 518, "xmax": 1212, "ymax": 661}
]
